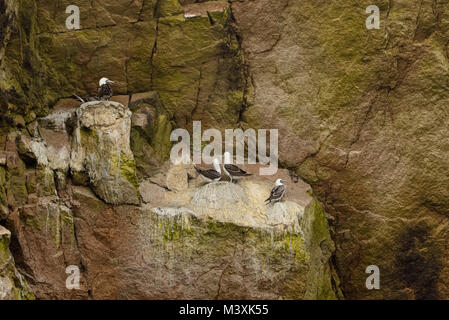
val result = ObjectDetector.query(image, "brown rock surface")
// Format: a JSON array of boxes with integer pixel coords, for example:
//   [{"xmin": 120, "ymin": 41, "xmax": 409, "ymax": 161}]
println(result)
[
  {"xmin": 229, "ymin": 0, "xmax": 449, "ymax": 299},
  {"xmin": 2, "ymin": 0, "xmax": 449, "ymax": 300},
  {"xmin": 7, "ymin": 197, "xmax": 86, "ymax": 299}
]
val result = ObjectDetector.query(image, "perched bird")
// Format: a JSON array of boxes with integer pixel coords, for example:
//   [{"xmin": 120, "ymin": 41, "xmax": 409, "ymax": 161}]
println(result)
[
  {"xmin": 72, "ymin": 77, "xmax": 114, "ymax": 103},
  {"xmin": 223, "ymin": 151, "xmax": 252, "ymax": 183},
  {"xmin": 98, "ymin": 77, "xmax": 114, "ymax": 101},
  {"xmin": 195, "ymin": 158, "xmax": 222, "ymax": 183},
  {"xmin": 265, "ymin": 179, "xmax": 286, "ymax": 204}
]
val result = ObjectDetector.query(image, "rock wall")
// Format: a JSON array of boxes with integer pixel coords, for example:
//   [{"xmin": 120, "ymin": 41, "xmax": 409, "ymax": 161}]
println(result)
[
  {"xmin": 1, "ymin": 0, "xmax": 448, "ymax": 300},
  {"xmin": 0, "ymin": 100, "xmax": 339, "ymax": 299},
  {"xmin": 69, "ymin": 172, "xmax": 339, "ymax": 299},
  {"xmin": 229, "ymin": 0, "xmax": 449, "ymax": 299}
]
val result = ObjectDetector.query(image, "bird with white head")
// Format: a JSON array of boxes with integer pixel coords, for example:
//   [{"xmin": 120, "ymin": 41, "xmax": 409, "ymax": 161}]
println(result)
[
  {"xmin": 222, "ymin": 151, "xmax": 252, "ymax": 183},
  {"xmin": 72, "ymin": 77, "xmax": 115, "ymax": 103},
  {"xmin": 98, "ymin": 77, "xmax": 114, "ymax": 101},
  {"xmin": 265, "ymin": 179, "xmax": 286, "ymax": 204},
  {"xmin": 195, "ymin": 158, "xmax": 222, "ymax": 183}
]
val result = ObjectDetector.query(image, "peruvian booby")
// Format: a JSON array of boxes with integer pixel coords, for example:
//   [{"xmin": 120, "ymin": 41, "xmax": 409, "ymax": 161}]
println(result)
[
  {"xmin": 195, "ymin": 158, "xmax": 222, "ymax": 182},
  {"xmin": 98, "ymin": 77, "xmax": 114, "ymax": 101},
  {"xmin": 72, "ymin": 77, "xmax": 114, "ymax": 103},
  {"xmin": 223, "ymin": 151, "xmax": 252, "ymax": 183},
  {"xmin": 265, "ymin": 179, "xmax": 286, "ymax": 204}
]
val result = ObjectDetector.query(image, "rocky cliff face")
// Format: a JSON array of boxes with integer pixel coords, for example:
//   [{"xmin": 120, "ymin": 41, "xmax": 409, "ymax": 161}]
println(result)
[
  {"xmin": 0, "ymin": 99, "xmax": 339, "ymax": 299},
  {"xmin": 230, "ymin": 0, "xmax": 449, "ymax": 299},
  {"xmin": 1, "ymin": 0, "xmax": 449, "ymax": 300}
]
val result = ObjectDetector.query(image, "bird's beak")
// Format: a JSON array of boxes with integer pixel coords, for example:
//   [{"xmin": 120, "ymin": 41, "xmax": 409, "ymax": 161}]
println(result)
[
  {"xmin": 108, "ymin": 80, "xmax": 114, "ymax": 83},
  {"xmin": 281, "ymin": 180, "xmax": 286, "ymax": 183}
]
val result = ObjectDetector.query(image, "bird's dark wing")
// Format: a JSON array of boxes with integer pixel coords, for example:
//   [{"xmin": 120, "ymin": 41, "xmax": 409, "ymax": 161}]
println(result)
[
  {"xmin": 266, "ymin": 185, "xmax": 285, "ymax": 202},
  {"xmin": 98, "ymin": 84, "xmax": 113, "ymax": 99},
  {"xmin": 224, "ymin": 164, "xmax": 251, "ymax": 176},
  {"xmin": 195, "ymin": 167, "xmax": 221, "ymax": 180}
]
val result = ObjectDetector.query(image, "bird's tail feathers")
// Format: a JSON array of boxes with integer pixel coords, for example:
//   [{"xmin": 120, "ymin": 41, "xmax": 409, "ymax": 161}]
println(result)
[{"xmin": 72, "ymin": 94, "xmax": 85, "ymax": 103}]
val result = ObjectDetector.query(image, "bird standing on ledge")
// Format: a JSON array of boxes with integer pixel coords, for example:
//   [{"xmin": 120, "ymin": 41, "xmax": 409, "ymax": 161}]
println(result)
[
  {"xmin": 195, "ymin": 158, "xmax": 222, "ymax": 183},
  {"xmin": 223, "ymin": 151, "xmax": 252, "ymax": 183},
  {"xmin": 73, "ymin": 77, "xmax": 114, "ymax": 103},
  {"xmin": 98, "ymin": 77, "xmax": 114, "ymax": 101},
  {"xmin": 265, "ymin": 179, "xmax": 286, "ymax": 204}
]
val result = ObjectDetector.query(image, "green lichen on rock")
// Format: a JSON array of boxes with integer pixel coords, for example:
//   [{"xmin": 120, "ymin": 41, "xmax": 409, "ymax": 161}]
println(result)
[
  {"xmin": 52, "ymin": 203, "xmax": 76, "ymax": 249},
  {"xmin": 6, "ymin": 167, "xmax": 28, "ymax": 208},
  {"xmin": 140, "ymin": 208, "xmax": 311, "ymax": 299},
  {"xmin": 141, "ymin": 172, "xmax": 338, "ymax": 299},
  {"xmin": 0, "ymin": 226, "xmax": 35, "ymax": 300},
  {"xmin": 302, "ymin": 198, "xmax": 342, "ymax": 300},
  {"xmin": 151, "ymin": 114, "xmax": 173, "ymax": 160},
  {"xmin": 71, "ymin": 170, "xmax": 89, "ymax": 186},
  {"xmin": 158, "ymin": 214, "xmax": 193, "ymax": 241},
  {"xmin": 283, "ymin": 233, "xmax": 309, "ymax": 262},
  {"xmin": 156, "ymin": 0, "xmax": 183, "ymax": 18},
  {"xmin": 130, "ymin": 93, "xmax": 174, "ymax": 178},
  {"xmin": 36, "ymin": 166, "xmax": 56, "ymax": 197},
  {"xmin": 0, "ymin": 167, "xmax": 7, "ymax": 218},
  {"xmin": 75, "ymin": 101, "xmax": 141, "ymax": 205},
  {"xmin": 153, "ymin": 4, "xmax": 247, "ymax": 129},
  {"xmin": 308, "ymin": 199, "xmax": 331, "ymax": 244},
  {"xmin": 0, "ymin": 230, "xmax": 9, "ymax": 262},
  {"xmin": 37, "ymin": 21, "xmax": 157, "ymax": 98},
  {"xmin": 0, "ymin": 0, "xmax": 54, "ymax": 117},
  {"xmin": 113, "ymin": 151, "xmax": 140, "ymax": 191}
]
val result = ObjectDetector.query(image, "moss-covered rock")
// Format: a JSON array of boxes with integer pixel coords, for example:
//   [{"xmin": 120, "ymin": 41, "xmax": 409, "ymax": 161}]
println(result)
[
  {"xmin": 36, "ymin": 166, "xmax": 56, "ymax": 197},
  {"xmin": 134, "ymin": 207, "xmax": 310, "ymax": 299},
  {"xmin": 152, "ymin": 4, "xmax": 247, "ymax": 129},
  {"xmin": 72, "ymin": 101, "xmax": 140, "ymax": 205},
  {"xmin": 0, "ymin": 0, "xmax": 53, "ymax": 117},
  {"xmin": 0, "ymin": 226, "xmax": 35, "ymax": 300},
  {"xmin": 0, "ymin": 167, "xmax": 8, "ymax": 220},
  {"xmin": 5, "ymin": 163, "xmax": 28, "ymax": 208},
  {"xmin": 135, "ymin": 165, "xmax": 341, "ymax": 299},
  {"xmin": 230, "ymin": 0, "xmax": 449, "ymax": 299},
  {"xmin": 302, "ymin": 199, "xmax": 342, "ymax": 300},
  {"xmin": 156, "ymin": 0, "xmax": 183, "ymax": 18},
  {"xmin": 129, "ymin": 92, "xmax": 174, "ymax": 178}
]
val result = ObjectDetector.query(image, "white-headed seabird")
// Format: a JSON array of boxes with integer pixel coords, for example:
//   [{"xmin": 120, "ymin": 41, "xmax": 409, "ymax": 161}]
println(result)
[
  {"xmin": 195, "ymin": 158, "xmax": 222, "ymax": 183},
  {"xmin": 72, "ymin": 77, "xmax": 114, "ymax": 103},
  {"xmin": 223, "ymin": 151, "xmax": 252, "ymax": 183},
  {"xmin": 98, "ymin": 77, "xmax": 114, "ymax": 101},
  {"xmin": 265, "ymin": 179, "xmax": 286, "ymax": 204}
]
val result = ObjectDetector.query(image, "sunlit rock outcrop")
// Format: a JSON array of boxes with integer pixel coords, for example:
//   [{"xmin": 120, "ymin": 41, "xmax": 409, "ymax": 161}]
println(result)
[
  {"xmin": 0, "ymin": 93, "xmax": 341, "ymax": 299},
  {"xmin": 71, "ymin": 101, "xmax": 140, "ymax": 205},
  {"xmin": 133, "ymin": 163, "xmax": 341, "ymax": 299}
]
